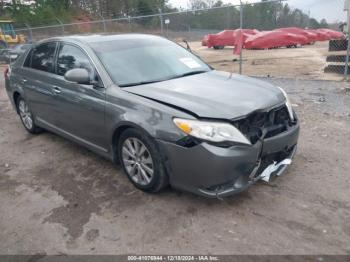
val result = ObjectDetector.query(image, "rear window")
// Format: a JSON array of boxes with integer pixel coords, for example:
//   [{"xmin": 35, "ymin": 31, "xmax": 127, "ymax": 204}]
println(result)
[{"xmin": 29, "ymin": 42, "xmax": 57, "ymax": 73}]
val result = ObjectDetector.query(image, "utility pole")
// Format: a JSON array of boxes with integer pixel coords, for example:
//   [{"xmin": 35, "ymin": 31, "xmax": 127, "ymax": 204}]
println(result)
[
  {"xmin": 25, "ymin": 23, "xmax": 33, "ymax": 43},
  {"xmin": 159, "ymin": 8, "xmax": 164, "ymax": 35},
  {"xmin": 97, "ymin": 13, "xmax": 107, "ymax": 32},
  {"xmin": 239, "ymin": 0, "xmax": 243, "ymax": 75},
  {"xmin": 55, "ymin": 17, "xmax": 65, "ymax": 35},
  {"xmin": 344, "ymin": 0, "xmax": 350, "ymax": 80}
]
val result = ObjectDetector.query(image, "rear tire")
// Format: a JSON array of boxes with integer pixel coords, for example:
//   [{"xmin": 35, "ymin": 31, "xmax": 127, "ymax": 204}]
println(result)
[
  {"xmin": 16, "ymin": 96, "xmax": 42, "ymax": 134},
  {"xmin": 118, "ymin": 128, "xmax": 169, "ymax": 193}
]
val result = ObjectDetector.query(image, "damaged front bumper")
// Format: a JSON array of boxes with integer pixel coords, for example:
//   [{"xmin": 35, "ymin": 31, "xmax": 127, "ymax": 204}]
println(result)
[{"xmin": 157, "ymin": 123, "xmax": 299, "ymax": 198}]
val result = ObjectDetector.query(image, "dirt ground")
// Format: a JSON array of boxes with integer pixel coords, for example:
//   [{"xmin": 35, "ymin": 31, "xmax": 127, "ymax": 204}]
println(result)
[
  {"xmin": 190, "ymin": 41, "xmax": 346, "ymax": 81},
  {"xmin": 1, "ymin": 66, "xmax": 350, "ymax": 255}
]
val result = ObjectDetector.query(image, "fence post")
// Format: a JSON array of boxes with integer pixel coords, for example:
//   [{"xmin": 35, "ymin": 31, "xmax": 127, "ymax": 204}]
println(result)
[
  {"xmin": 344, "ymin": 8, "xmax": 350, "ymax": 80},
  {"xmin": 25, "ymin": 23, "xmax": 33, "ymax": 43},
  {"xmin": 159, "ymin": 8, "xmax": 164, "ymax": 35},
  {"xmin": 128, "ymin": 16, "xmax": 132, "ymax": 31},
  {"xmin": 307, "ymin": 10, "xmax": 311, "ymax": 28},
  {"xmin": 239, "ymin": 0, "xmax": 243, "ymax": 75},
  {"xmin": 55, "ymin": 17, "xmax": 65, "ymax": 35},
  {"xmin": 345, "ymin": 38, "xmax": 350, "ymax": 81},
  {"xmin": 226, "ymin": 5, "xmax": 230, "ymax": 28},
  {"xmin": 98, "ymin": 13, "xmax": 107, "ymax": 32}
]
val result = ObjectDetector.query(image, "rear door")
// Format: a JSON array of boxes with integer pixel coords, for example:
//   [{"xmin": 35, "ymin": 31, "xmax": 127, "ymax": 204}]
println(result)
[
  {"xmin": 20, "ymin": 42, "xmax": 58, "ymax": 126},
  {"xmin": 50, "ymin": 42, "xmax": 107, "ymax": 150}
]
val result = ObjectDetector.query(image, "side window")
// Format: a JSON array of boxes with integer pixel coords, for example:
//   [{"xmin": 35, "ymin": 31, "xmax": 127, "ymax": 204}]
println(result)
[
  {"xmin": 31, "ymin": 42, "xmax": 57, "ymax": 73},
  {"xmin": 56, "ymin": 44, "xmax": 94, "ymax": 78}
]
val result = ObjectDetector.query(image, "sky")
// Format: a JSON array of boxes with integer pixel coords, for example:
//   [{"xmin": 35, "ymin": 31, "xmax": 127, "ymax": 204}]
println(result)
[{"xmin": 168, "ymin": 0, "xmax": 347, "ymax": 23}]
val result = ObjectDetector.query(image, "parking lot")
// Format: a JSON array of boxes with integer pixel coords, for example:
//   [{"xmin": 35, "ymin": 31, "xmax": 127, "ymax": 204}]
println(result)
[
  {"xmin": 190, "ymin": 41, "xmax": 345, "ymax": 81},
  {"xmin": 1, "ymin": 65, "xmax": 350, "ymax": 255}
]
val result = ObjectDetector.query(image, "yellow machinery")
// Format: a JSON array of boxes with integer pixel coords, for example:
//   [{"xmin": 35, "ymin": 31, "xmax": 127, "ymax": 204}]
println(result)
[{"xmin": 0, "ymin": 20, "xmax": 26, "ymax": 49}]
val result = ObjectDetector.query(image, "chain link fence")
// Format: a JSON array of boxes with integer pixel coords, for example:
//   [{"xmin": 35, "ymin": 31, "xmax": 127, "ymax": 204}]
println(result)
[
  {"xmin": 3, "ymin": 0, "xmax": 349, "ymax": 81},
  {"xmin": 238, "ymin": 0, "xmax": 349, "ymax": 80}
]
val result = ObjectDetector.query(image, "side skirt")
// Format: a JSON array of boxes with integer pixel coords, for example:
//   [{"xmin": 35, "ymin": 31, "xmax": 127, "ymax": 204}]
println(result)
[{"xmin": 36, "ymin": 117, "xmax": 113, "ymax": 161}]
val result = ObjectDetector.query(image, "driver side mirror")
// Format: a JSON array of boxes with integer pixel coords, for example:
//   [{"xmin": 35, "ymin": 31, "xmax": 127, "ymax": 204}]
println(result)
[{"xmin": 64, "ymin": 68, "xmax": 91, "ymax": 85}]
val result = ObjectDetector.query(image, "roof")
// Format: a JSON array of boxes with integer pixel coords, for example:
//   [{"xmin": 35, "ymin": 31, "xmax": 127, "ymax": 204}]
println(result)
[
  {"xmin": 46, "ymin": 33, "xmax": 164, "ymax": 44},
  {"xmin": 0, "ymin": 20, "xmax": 13, "ymax": 23}
]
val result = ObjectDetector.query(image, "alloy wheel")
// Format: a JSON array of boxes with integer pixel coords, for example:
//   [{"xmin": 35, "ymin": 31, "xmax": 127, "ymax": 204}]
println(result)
[
  {"xmin": 122, "ymin": 137, "xmax": 154, "ymax": 186},
  {"xmin": 18, "ymin": 100, "xmax": 33, "ymax": 130}
]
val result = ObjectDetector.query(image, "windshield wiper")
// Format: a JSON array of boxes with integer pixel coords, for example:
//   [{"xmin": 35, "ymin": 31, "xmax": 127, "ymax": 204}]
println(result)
[
  {"xmin": 119, "ymin": 79, "xmax": 166, "ymax": 87},
  {"xmin": 169, "ymin": 70, "xmax": 209, "ymax": 80},
  {"xmin": 119, "ymin": 70, "xmax": 209, "ymax": 87},
  {"xmin": 182, "ymin": 70, "xmax": 209, "ymax": 76}
]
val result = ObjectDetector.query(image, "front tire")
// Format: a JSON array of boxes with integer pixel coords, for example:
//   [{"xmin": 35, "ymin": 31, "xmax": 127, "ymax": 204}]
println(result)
[
  {"xmin": 118, "ymin": 128, "xmax": 168, "ymax": 193},
  {"xmin": 16, "ymin": 97, "xmax": 42, "ymax": 134}
]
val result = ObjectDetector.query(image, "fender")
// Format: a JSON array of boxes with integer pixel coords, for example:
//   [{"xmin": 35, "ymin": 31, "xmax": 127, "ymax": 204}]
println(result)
[
  {"xmin": 105, "ymin": 87, "xmax": 192, "ymax": 145},
  {"xmin": 111, "ymin": 120, "xmax": 154, "ymax": 145}
]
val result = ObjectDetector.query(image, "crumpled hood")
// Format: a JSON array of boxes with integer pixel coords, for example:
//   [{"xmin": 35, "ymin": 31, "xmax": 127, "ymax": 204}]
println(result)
[{"xmin": 124, "ymin": 70, "xmax": 285, "ymax": 119}]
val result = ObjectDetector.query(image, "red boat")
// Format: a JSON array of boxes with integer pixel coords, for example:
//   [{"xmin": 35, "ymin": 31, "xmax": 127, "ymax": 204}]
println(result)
[
  {"xmin": 245, "ymin": 31, "xmax": 309, "ymax": 49},
  {"xmin": 306, "ymin": 29, "xmax": 331, "ymax": 41},
  {"xmin": 317, "ymin": 29, "xmax": 344, "ymax": 40},
  {"xmin": 201, "ymin": 27, "xmax": 345, "ymax": 51},
  {"xmin": 275, "ymin": 27, "xmax": 318, "ymax": 44},
  {"xmin": 203, "ymin": 29, "xmax": 259, "ymax": 49}
]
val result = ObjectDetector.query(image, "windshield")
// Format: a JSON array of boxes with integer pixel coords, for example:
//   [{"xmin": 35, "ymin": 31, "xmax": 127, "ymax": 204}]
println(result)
[{"xmin": 90, "ymin": 36, "xmax": 211, "ymax": 87}]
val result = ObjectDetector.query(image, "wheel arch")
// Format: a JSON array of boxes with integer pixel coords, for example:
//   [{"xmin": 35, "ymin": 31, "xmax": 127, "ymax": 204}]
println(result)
[
  {"xmin": 13, "ymin": 91, "xmax": 22, "ymax": 114},
  {"xmin": 111, "ymin": 121, "xmax": 155, "ymax": 164}
]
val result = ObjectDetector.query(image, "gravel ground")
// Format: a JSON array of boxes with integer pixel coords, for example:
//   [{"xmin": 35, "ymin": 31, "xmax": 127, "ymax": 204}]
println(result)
[{"xmin": 0, "ymin": 68, "xmax": 350, "ymax": 255}]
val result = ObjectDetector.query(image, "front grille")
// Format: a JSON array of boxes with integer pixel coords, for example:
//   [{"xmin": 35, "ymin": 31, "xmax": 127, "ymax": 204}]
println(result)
[{"xmin": 233, "ymin": 105, "xmax": 296, "ymax": 144}]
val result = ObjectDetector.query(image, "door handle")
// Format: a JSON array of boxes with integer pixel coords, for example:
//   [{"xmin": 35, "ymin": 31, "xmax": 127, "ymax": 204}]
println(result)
[
  {"xmin": 21, "ymin": 78, "xmax": 27, "ymax": 84},
  {"xmin": 53, "ymin": 86, "xmax": 61, "ymax": 94}
]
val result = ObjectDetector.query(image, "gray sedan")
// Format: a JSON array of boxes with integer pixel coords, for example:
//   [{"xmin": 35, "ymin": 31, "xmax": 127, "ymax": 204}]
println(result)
[{"xmin": 4, "ymin": 34, "xmax": 299, "ymax": 198}]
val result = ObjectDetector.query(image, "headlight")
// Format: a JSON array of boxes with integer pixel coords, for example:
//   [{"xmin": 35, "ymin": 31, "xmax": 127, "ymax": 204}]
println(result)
[
  {"xmin": 278, "ymin": 87, "xmax": 294, "ymax": 121},
  {"xmin": 173, "ymin": 118, "xmax": 251, "ymax": 145}
]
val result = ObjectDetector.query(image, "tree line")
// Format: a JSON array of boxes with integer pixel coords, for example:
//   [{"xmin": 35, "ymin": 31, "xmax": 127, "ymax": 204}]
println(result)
[{"xmin": 0, "ymin": 0, "xmax": 329, "ymax": 30}]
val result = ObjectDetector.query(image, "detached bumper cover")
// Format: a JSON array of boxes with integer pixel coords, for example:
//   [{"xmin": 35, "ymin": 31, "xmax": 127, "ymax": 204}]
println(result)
[{"xmin": 157, "ymin": 124, "xmax": 299, "ymax": 198}]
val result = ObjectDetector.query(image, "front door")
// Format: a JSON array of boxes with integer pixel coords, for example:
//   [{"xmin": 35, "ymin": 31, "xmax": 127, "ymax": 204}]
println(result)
[{"xmin": 50, "ymin": 43, "xmax": 108, "ymax": 151}]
